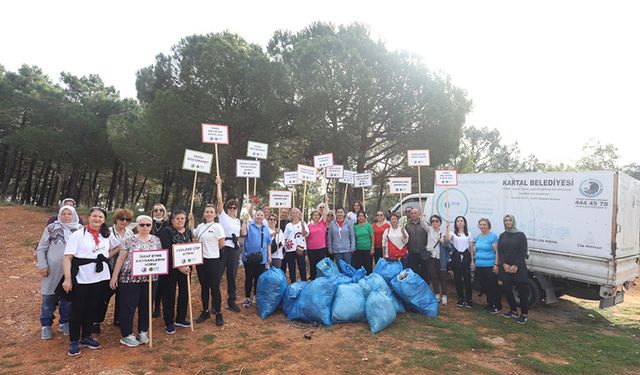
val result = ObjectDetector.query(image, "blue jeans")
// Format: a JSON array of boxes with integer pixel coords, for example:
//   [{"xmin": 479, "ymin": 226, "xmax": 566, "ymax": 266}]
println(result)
[
  {"xmin": 40, "ymin": 294, "xmax": 70, "ymax": 327},
  {"xmin": 333, "ymin": 252, "xmax": 352, "ymax": 272}
]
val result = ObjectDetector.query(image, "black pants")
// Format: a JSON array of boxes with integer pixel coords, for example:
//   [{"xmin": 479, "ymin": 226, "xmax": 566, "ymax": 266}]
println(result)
[
  {"xmin": 427, "ymin": 257, "xmax": 448, "ymax": 295},
  {"xmin": 153, "ymin": 279, "xmax": 162, "ymax": 314},
  {"xmin": 244, "ymin": 262, "xmax": 265, "ymax": 298},
  {"xmin": 476, "ymin": 267, "xmax": 500, "ymax": 309},
  {"xmin": 283, "ymin": 251, "xmax": 307, "ymax": 282},
  {"xmin": 220, "ymin": 246, "xmax": 241, "ymax": 305},
  {"xmin": 353, "ymin": 250, "xmax": 373, "ymax": 275},
  {"xmin": 502, "ymin": 277, "xmax": 529, "ymax": 315},
  {"xmin": 196, "ymin": 258, "xmax": 222, "ymax": 313},
  {"xmin": 160, "ymin": 270, "xmax": 188, "ymax": 325},
  {"xmin": 70, "ymin": 281, "xmax": 107, "ymax": 342},
  {"xmin": 408, "ymin": 253, "xmax": 430, "ymax": 284},
  {"xmin": 374, "ymin": 247, "xmax": 383, "ymax": 265},
  {"xmin": 307, "ymin": 248, "xmax": 327, "ymax": 280},
  {"xmin": 118, "ymin": 281, "xmax": 152, "ymax": 337},
  {"xmin": 452, "ymin": 251, "xmax": 473, "ymax": 302},
  {"xmin": 96, "ymin": 283, "xmax": 118, "ymax": 325}
]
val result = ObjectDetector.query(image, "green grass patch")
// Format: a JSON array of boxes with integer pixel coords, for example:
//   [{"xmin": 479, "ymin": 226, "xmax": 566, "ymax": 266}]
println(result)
[
  {"xmin": 1, "ymin": 353, "xmax": 17, "ymax": 359},
  {"xmin": 161, "ymin": 354, "xmax": 174, "ymax": 363},
  {"xmin": 0, "ymin": 362, "xmax": 22, "ymax": 369},
  {"xmin": 201, "ymin": 334, "xmax": 217, "ymax": 344},
  {"xmin": 21, "ymin": 238, "xmax": 34, "ymax": 246},
  {"xmin": 401, "ymin": 348, "xmax": 458, "ymax": 372}
]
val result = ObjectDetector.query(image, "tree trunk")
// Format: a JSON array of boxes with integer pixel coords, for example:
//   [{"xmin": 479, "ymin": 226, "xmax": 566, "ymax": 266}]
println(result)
[
  {"xmin": 89, "ymin": 169, "xmax": 99, "ymax": 207},
  {"xmin": 77, "ymin": 167, "xmax": 88, "ymax": 205},
  {"xmin": 134, "ymin": 176, "xmax": 147, "ymax": 206},
  {"xmin": 10, "ymin": 153, "xmax": 25, "ymax": 202},
  {"xmin": 0, "ymin": 146, "xmax": 18, "ymax": 198},
  {"xmin": 130, "ymin": 170, "xmax": 138, "ymax": 206},
  {"xmin": 36, "ymin": 160, "xmax": 52, "ymax": 206},
  {"xmin": 121, "ymin": 164, "xmax": 129, "ymax": 208},
  {"xmin": 106, "ymin": 161, "xmax": 121, "ymax": 210},
  {"xmin": 21, "ymin": 158, "xmax": 37, "ymax": 204}
]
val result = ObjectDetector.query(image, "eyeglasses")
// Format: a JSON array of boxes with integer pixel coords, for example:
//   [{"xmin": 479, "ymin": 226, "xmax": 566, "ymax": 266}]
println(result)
[
  {"xmin": 431, "ymin": 220, "xmax": 440, "ymax": 223},
  {"xmin": 117, "ymin": 217, "xmax": 132, "ymax": 222},
  {"xmin": 228, "ymin": 206, "xmax": 238, "ymax": 210},
  {"xmin": 138, "ymin": 223, "xmax": 152, "ymax": 227},
  {"xmin": 268, "ymin": 218, "xmax": 277, "ymax": 221},
  {"xmin": 153, "ymin": 208, "xmax": 164, "ymax": 212}
]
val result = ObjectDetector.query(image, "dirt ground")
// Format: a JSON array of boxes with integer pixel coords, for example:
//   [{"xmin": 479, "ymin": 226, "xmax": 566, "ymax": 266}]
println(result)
[{"xmin": 0, "ymin": 205, "xmax": 638, "ymax": 375}]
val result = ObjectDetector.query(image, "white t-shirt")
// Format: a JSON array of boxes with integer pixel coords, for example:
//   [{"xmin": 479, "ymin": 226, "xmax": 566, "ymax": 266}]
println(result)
[
  {"xmin": 64, "ymin": 228, "xmax": 120, "ymax": 284},
  {"xmin": 449, "ymin": 231, "xmax": 474, "ymax": 253},
  {"xmin": 428, "ymin": 226, "xmax": 445, "ymax": 259},
  {"xmin": 219, "ymin": 211, "xmax": 241, "ymax": 248},
  {"xmin": 284, "ymin": 221, "xmax": 309, "ymax": 253},
  {"xmin": 194, "ymin": 222, "xmax": 226, "ymax": 258},
  {"xmin": 269, "ymin": 227, "xmax": 284, "ymax": 259}
]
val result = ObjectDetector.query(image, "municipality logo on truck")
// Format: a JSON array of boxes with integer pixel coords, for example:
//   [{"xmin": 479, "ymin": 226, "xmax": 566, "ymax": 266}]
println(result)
[{"xmin": 579, "ymin": 178, "xmax": 604, "ymax": 197}]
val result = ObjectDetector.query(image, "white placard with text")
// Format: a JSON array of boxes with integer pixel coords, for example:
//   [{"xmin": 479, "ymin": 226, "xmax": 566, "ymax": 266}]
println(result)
[
  {"xmin": 247, "ymin": 141, "xmax": 268, "ymax": 160},
  {"xmin": 236, "ymin": 159, "xmax": 261, "ymax": 178},
  {"xmin": 325, "ymin": 165, "xmax": 344, "ymax": 179},
  {"xmin": 435, "ymin": 170, "xmax": 458, "ymax": 186},
  {"xmin": 269, "ymin": 191, "xmax": 292, "ymax": 208},
  {"xmin": 407, "ymin": 149, "xmax": 431, "ymax": 166},
  {"xmin": 182, "ymin": 149, "xmax": 213, "ymax": 174},
  {"xmin": 354, "ymin": 173, "xmax": 373, "ymax": 188},
  {"xmin": 131, "ymin": 249, "xmax": 169, "ymax": 277},
  {"xmin": 313, "ymin": 153, "xmax": 334, "ymax": 169},
  {"xmin": 284, "ymin": 171, "xmax": 302, "ymax": 185},
  {"xmin": 389, "ymin": 177, "xmax": 412, "ymax": 194},
  {"xmin": 297, "ymin": 164, "xmax": 317, "ymax": 182},
  {"xmin": 172, "ymin": 242, "xmax": 204, "ymax": 268},
  {"xmin": 201, "ymin": 124, "xmax": 229, "ymax": 144},
  {"xmin": 339, "ymin": 170, "xmax": 357, "ymax": 184}
]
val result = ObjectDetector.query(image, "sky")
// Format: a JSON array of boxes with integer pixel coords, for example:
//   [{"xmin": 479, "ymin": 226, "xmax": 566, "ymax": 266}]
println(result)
[{"xmin": 2, "ymin": 0, "xmax": 638, "ymax": 165}]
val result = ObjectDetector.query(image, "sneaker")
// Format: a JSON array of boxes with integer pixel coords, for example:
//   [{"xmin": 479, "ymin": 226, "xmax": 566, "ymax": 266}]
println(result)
[
  {"xmin": 456, "ymin": 299, "xmax": 465, "ymax": 308},
  {"xmin": 195, "ymin": 310, "xmax": 211, "ymax": 324},
  {"xmin": 68, "ymin": 341, "xmax": 81, "ymax": 357},
  {"xmin": 441, "ymin": 295, "xmax": 448, "ymax": 306},
  {"xmin": 175, "ymin": 320, "xmax": 191, "ymax": 328},
  {"xmin": 59, "ymin": 323, "xmax": 70, "ymax": 336},
  {"xmin": 79, "ymin": 337, "xmax": 101, "ymax": 349},
  {"xmin": 489, "ymin": 307, "xmax": 501, "ymax": 315},
  {"xmin": 165, "ymin": 324, "xmax": 176, "ymax": 335},
  {"xmin": 435, "ymin": 293, "xmax": 441, "ymax": 302},
  {"xmin": 516, "ymin": 314, "xmax": 528, "ymax": 325},
  {"xmin": 152, "ymin": 308, "xmax": 161, "ymax": 318},
  {"xmin": 138, "ymin": 331, "xmax": 149, "ymax": 345},
  {"xmin": 120, "ymin": 334, "xmax": 140, "ymax": 348},
  {"xmin": 503, "ymin": 310, "xmax": 519, "ymax": 319},
  {"xmin": 242, "ymin": 298, "xmax": 251, "ymax": 308},
  {"xmin": 227, "ymin": 302, "xmax": 241, "ymax": 313},
  {"xmin": 252, "ymin": 296, "xmax": 257, "ymax": 304},
  {"xmin": 41, "ymin": 326, "xmax": 53, "ymax": 340},
  {"xmin": 92, "ymin": 323, "xmax": 101, "ymax": 334},
  {"xmin": 465, "ymin": 301, "xmax": 473, "ymax": 309},
  {"xmin": 215, "ymin": 313, "xmax": 224, "ymax": 327}
]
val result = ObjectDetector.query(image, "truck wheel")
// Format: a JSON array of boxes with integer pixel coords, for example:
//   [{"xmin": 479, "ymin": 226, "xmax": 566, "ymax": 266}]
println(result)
[{"xmin": 513, "ymin": 277, "xmax": 541, "ymax": 308}]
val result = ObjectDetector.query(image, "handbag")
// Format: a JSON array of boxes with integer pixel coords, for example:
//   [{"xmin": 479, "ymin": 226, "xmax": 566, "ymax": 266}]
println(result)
[{"xmin": 246, "ymin": 226, "xmax": 265, "ymax": 265}]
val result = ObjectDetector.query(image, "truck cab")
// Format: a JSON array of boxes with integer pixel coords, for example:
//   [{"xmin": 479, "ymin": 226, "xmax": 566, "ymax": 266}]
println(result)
[{"xmin": 389, "ymin": 193, "xmax": 434, "ymax": 221}]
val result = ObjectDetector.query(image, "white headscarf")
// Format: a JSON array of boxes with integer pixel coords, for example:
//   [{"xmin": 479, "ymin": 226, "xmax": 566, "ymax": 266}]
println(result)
[{"xmin": 57, "ymin": 206, "xmax": 82, "ymax": 240}]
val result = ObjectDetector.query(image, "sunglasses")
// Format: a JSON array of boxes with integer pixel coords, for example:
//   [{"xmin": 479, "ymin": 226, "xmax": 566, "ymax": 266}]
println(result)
[
  {"xmin": 431, "ymin": 220, "xmax": 440, "ymax": 223},
  {"xmin": 228, "ymin": 206, "xmax": 238, "ymax": 210},
  {"xmin": 153, "ymin": 208, "xmax": 164, "ymax": 212},
  {"xmin": 138, "ymin": 223, "xmax": 152, "ymax": 227},
  {"xmin": 117, "ymin": 217, "xmax": 132, "ymax": 222}
]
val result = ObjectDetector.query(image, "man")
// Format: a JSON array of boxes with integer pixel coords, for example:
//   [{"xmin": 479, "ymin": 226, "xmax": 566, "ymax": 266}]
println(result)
[{"xmin": 405, "ymin": 208, "xmax": 430, "ymax": 283}]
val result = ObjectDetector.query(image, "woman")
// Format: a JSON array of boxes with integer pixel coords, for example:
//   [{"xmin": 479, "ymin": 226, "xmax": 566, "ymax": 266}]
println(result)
[
  {"xmin": 190, "ymin": 204, "xmax": 226, "ymax": 326},
  {"xmin": 346, "ymin": 200, "xmax": 363, "ymax": 222},
  {"xmin": 306, "ymin": 208, "xmax": 329, "ymax": 279},
  {"xmin": 382, "ymin": 213, "xmax": 408, "ymax": 263},
  {"xmin": 240, "ymin": 210, "xmax": 271, "ymax": 307},
  {"xmin": 474, "ymin": 218, "xmax": 501, "ymax": 314},
  {"xmin": 97, "ymin": 208, "xmax": 134, "ymax": 331},
  {"xmin": 283, "ymin": 208, "xmax": 309, "ymax": 282},
  {"xmin": 353, "ymin": 211, "xmax": 374, "ymax": 274},
  {"xmin": 426, "ymin": 215, "xmax": 450, "ymax": 305},
  {"xmin": 498, "ymin": 214, "xmax": 529, "ymax": 324},
  {"xmin": 372, "ymin": 210, "xmax": 390, "ymax": 264},
  {"xmin": 36, "ymin": 206, "xmax": 82, "ymax": 340},
  {"xmin": 267, "ymin": 214, "xmax": 284, "ymax": 268},
  {"xmin": 109, "ymin": 215, "xmax": 162, "ymax": 347},
  {"xmin": 62, "ymin": 207, "xmax": 122, "ymax": 357},
  {"xmin": 447, "ymin": 216, "xmax": 475, "ymax": 308},
  {"xmin": 151, "ymin": 203, "xmax": 169, "ymax": 318},
  {"xmin": 327, "ymin": 207, "xmax": 355, "ymax": 272},
  {"xmin": 215, "ymin": 176, "xmax": 242, "ymax": 313},
  {"xmin": 158, "ymin": 210, "xmax": 192, "ymax": 334}
]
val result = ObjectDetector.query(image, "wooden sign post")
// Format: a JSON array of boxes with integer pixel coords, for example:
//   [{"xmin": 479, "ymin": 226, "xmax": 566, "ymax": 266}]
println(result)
[
  {"xmin": 131, "ymin": 249, "xmax": 169, "ymax": 347},
  {"xmin": 182, "ymin": 149, "xmax": 213, "ymax": 215},
  {"xmin": 172, "ymin": 242, "xmax": 204, "ymax": 332},
  {"xmin": 201, "ymin": 124, "xmax": 229, "ymax": 176},
  {"xmin": 407, "ymin": 149, "xmax": 431, "ymax": 210}
]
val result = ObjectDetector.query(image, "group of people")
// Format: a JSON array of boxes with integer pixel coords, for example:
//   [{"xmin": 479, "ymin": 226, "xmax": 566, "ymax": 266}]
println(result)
[{"xmin": 35, "ymin": 182, "xmax": 530, "ymax": 358}]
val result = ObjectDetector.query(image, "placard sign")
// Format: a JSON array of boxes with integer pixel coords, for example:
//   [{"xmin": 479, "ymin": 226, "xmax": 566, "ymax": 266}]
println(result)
[
  {"xmin": 284, "ymin": 171, "xmax": 302, "ymax": 185},
  {"xmin": 247, "ymin": 141, "xmax": 268, "ymax": 160},
  {"xmin": 297, "ymin": 164, "xmax": 317, "ymax": 182},
  {"xmin": 313, "ymin": 153, "xmax": 334, "ymax": 169},
  {"xmin": 407, "ymin": 149, "xmax": 431, "ymax": 166},
  {"xmin": 435, "ymin": 170, "xmax": 458, "ymax": 186},
  {"xmin": 131, "ymin": 249, "xmax": 169, "ymax": 277},
  {"xmin": 326, "ymin": 165, "xmax": 344, "ymax": 179},
  {"xmin": 201, "ymin": 124, "xmax": 229, "ymax": 144},
  {"xmin": 236, "ymin": 159, "xmax": 261, "ymax": 178},
  {"xmin": 269, "ymin": 191, "xmax": 292, "ymax": 208},
  {"xmin": 339, "ymin": 170, "xmax": 356, "ymax": 184},
  {"xmin": 354, "ymin": 173, "xmax": 373, "ymax": 188},
  {"xmin": 389, "ymin": 177, "xmax": 412, "ymax": 194},
  {"xmin": 182, "ymin": 149, "xmax": 213, "ymax": 173},
  {"xmin": 172, "ymin": 242, "xmax": 204, "ymax": 268}
]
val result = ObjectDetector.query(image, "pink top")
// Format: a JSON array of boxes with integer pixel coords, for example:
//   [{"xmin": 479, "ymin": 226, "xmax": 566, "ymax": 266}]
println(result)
[{"xmin": 307, "ymin": 220, "xmax": 328, "ymax": 250}]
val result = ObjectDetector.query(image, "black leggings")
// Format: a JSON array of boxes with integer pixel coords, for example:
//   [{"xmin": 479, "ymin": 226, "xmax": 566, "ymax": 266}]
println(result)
[
  {"xmin": 476, "ymin": 267, "xmax": 500, "ymax": 309},
  {"xmin": 283, "ymin": 251, "xmax": 307, "ymax": 282},
  {"xmin": 307, "ymin": 248, "xmax": 327, "ymax": 280},
  {"xmin": 408, "ymin": 254, "xmax": 430, "ymax": 284},
  {"xmin": 196, "ymin": 258, "xmax": 222, "ymax": 313},
  {"xmin": 244, "ymin": 262, "xmax": 265, "ymax": 298},
  {"xmin": 452, "ymin": 251, "xmax": 472, "ymax": 302},
  {"xmin": 70, "ymin": 281, "xmax": 107, "ymax": 342},
  {"xmin": 502, "ymin": 277, "xmax": 529, "ymax": 315},
  {"xmin": 118, "ymin": 281, "xmax": 151, "ymax": 337},
  {"xmin": 160, "ymin": 270, "xmax": 188, "ymax": 325}
]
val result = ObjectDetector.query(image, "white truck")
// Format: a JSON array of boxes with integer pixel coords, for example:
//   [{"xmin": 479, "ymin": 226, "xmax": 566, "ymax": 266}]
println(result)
[{"xmin": 390, "ymin": 171, "xmax": 640, "ymax": 308}]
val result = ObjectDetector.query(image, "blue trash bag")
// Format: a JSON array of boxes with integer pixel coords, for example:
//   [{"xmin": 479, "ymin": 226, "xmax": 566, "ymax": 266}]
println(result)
[
  {"xmin": 351, "ymin": 267, "xmax": 366, "ymax": 283},
  {"xmin": 391, "ymin": 269, "xmax": 439, "ymax": 317},
  {"xmin": 256, "ymin": 268, "xmax": 287, "ymax": 318},
  {"xmin": 338, "ymin": 259, "xmax": 357, "ymax": 277},
  {"xmin": 282, "ymin": 281, "xmax": 307, "ymax": 317},
  {"xmin": 357, "ymin": 273, "xmax": 405, "ymax": 314},
  {"xmin": 316, "ymin": 257, "xmax": 340, "ymax": 278},
  {"xmin": 288, "ymin": 277, "xmax": 340, "ymax": 325},
  {"xmin": 365, "ymin": 290, "xmax": 397, "ymax": 334},
  {"xmin": 331, "ymin": 283, "xmax": 366, "ymax": 323},
  {"xmin": 374, "ymin": 258, "xmax": 404, "ymax": 287}
]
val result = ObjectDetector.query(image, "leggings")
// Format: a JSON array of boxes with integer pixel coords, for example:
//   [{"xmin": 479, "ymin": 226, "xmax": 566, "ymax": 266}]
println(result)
[
  {"xmin": 452, "ymin": 251, "xmax": 473, "ymax": 302},
  {"xmin": 282, "ymin": 251, "xmax": 307, "ymax": 282},
  {"xmin": 244, "ymin": 262, "xmax": 265, "ymax": 298},
  {"xmin": 476, "ymin": 267, "xmax": 500, "ymax": 309},
  {"xmin": 160, "ymin": 270, "xmax": 188, "ymax": 325},
  {"xmin": 196, "ymin": 258, "xmax": 222, "ymax": 313},
  {"xmin": 307, "ymin": 248, "xmax": 327, "ymax": 280},
  {"xmin": 70, "ymin": 281, "xmax": 107, "ymax": 342},
  {"xmin": 501, "ymin": 277, "xmax": 529, "ymax": 315},
  {"xmin": 118, "ymin": 281, "xmax": 151, "ymax": 337}
]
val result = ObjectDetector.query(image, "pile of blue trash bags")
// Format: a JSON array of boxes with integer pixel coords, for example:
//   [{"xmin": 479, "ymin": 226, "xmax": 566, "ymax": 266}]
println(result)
[{"xmin": 256, "ymin": 257, "xmax": 439, "ymax": 334}]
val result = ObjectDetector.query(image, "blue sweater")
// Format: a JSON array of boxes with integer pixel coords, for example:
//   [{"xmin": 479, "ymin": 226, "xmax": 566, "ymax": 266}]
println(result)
[
  {"xmin": 474, "ymin": 232, "xmax": 498, "ymax": 267},
  {"xmin": 243, "ymin": 222, "xmax": 271, "ymax": 264},
  {"xmin": 327, "ymin": 219, "xmax": 356, "ymax": 254}
]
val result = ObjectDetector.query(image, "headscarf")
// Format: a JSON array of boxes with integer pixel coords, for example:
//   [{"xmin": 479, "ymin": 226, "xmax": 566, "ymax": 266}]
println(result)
[
  {"xmin": 59, "ymin": 197, "xmax": 76, "ymax": 208},
  {"xmin": 57, "ymin": 206, "xmax": 81, "ymax": 241},
  {"xmin": 503, "ymin": 214, "xmax": 520, "ymax": 233}
]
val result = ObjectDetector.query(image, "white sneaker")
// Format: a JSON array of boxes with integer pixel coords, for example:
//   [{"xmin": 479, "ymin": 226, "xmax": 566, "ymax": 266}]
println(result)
[
  {"xmin": 58, "ymin": 322, "xmax": 70, "ymax": 336},
  {"xmin": 138, "ymin": 331, "xmax": 149, "ymax": 345},
  {"xmin": 435, "ymin": 293, "xmax": 441, "ymax": 302},
  {"xmin": 120, "ymin": 334, "xmax": 140, "ymax": 347},
  {"xmin": 441, "ymin": 295, "xmax": 448, "ymax": 305}
]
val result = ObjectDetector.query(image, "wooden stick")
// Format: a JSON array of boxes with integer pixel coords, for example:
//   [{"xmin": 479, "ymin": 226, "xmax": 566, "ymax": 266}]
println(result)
[
  {"xmin": 292, "ymin": 187, "xmax": 296, "ymax": 208},
  {"xmin": 189, "ymin": 171, "xmax": 198, "ymax": 215},
  {"xmin": 400, "ymin": 193, "xmax": 403, "ymax": 220},
  {"xmin": 362, "ymin": 187, "xmax": 366, "ymax": 213},
  {"xmin": 342, "ymin": 184, "xmax": 348, "ymax": 209},
  {"xmin": 246, "ymin": 178, "xmax": 250, "ymax": 204},
  {"xmin": 187, "ymin": 272, "xmax": 194, "ymax": 331},
  {"xmin": 302, "ymin": 181, "xmax": 308, "ymax": 221},
  {"xmin": 148, "ymin": 276, "xmax": 153, "ymax": 348},
  {"xmin": 418, "ymin": 166, "xmax": 422, "ymax": 210},
  {"xmin": 253, "ymin": 177, "xmax": 257, "ymax": 197},
  {"xmin": 332, "ymin": 179, "xmax": 336, "ymax": 210},
  {"xmin": 214, "ymin": 144, "xmax": 220, "ymax": 176}
]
